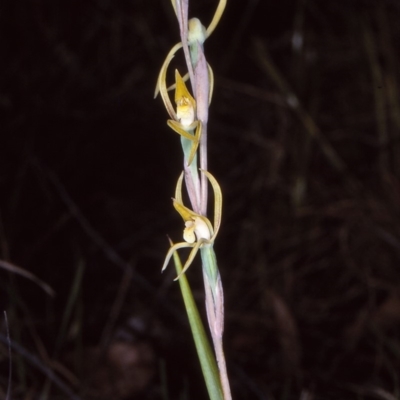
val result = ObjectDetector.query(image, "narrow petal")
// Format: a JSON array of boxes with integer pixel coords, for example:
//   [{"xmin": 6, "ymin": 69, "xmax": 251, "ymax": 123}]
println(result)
[
  {"xmin": 175, "ymin": 172, "xmax": 184, "ymax": 204},
  {"xmin": 167, "ymin": 121, "xmax": 202, "ymax": 166},
  {"xmin": 170, "ymin": 0, "xmax": 177, "ymax": 16},
  {"xmin": 167, "ymin": 120, "xmax": 197, "ymax": 140},
  {"xmin": 200, "ymin": 169, "xmax": 222, "ymax": 240},
  {"xmin": 207, "ymin": 63, "xmax": 214, "ymax": 105},
  {"xmin": 188, "ymin": 121, "xmax": 202, "ymax": 166},
  {"xmin": 174, "ymin": 239, "xmax": 204, "ymax": 280},
  {"xmin": 206, "ymin": 0, "xmax": 227, "ymax": 38},
  {"xmin": 162, "ymin": 241, "xmax": 193, "ymax": 272},
  {"xmin": 155, "ymin": 42, "xmax": 183, "ymax": 120}
]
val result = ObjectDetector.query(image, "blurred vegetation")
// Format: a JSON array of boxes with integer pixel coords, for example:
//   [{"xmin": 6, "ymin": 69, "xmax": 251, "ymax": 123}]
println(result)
[{"xmin": 1, "ymin": 0, "xmax": 400, "ymax": 399}]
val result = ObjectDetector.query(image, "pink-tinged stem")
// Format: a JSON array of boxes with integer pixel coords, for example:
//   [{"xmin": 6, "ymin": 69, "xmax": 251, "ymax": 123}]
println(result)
[
  {"xmin": 194, "ymin": 48, "xmax": 210, "ymax": 216},
  {"xmin": 176, "ymin": 0, "xmax": 196, "ymax": 94}
]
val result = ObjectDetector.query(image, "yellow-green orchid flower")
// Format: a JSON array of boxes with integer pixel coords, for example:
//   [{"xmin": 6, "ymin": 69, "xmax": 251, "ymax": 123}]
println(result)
[
  {"xmin": 166, "ymin": 70, "xmax": 202, "ymax": 166},
  {"xmin": 162, "ymin": 169, "xmax": 222, "ymax": 280},
  {"xmin": 155, "ymin": 47, "xmax": 201, "ymax": 166}
]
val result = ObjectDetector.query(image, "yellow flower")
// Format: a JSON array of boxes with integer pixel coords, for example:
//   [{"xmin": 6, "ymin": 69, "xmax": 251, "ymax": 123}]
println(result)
[
  {"xmin": 166, "ymin": 70, "xmax": 202, "ymax": 166},
  {"xmin": 162, "ymin": 170, "xmax": 222, "ymax": 280}
]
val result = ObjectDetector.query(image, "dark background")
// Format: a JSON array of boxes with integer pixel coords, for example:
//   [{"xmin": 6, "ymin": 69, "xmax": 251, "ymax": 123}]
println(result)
[{"xmin": 1, "ymin": 0, "xmax": 400, "ymax": 399}]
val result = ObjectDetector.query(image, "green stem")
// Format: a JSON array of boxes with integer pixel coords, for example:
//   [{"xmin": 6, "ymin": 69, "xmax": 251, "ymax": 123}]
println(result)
[
  {"xmin": 200, "ymin": 246, "xmax": 232, "ymax": 400},
  {"xmin": 172, "ymin": 249, "xmax": 224, "ymax": 400},
  {"xmin": 200, "ymin": 246, "xmax": 218, "ymax": 297}
]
